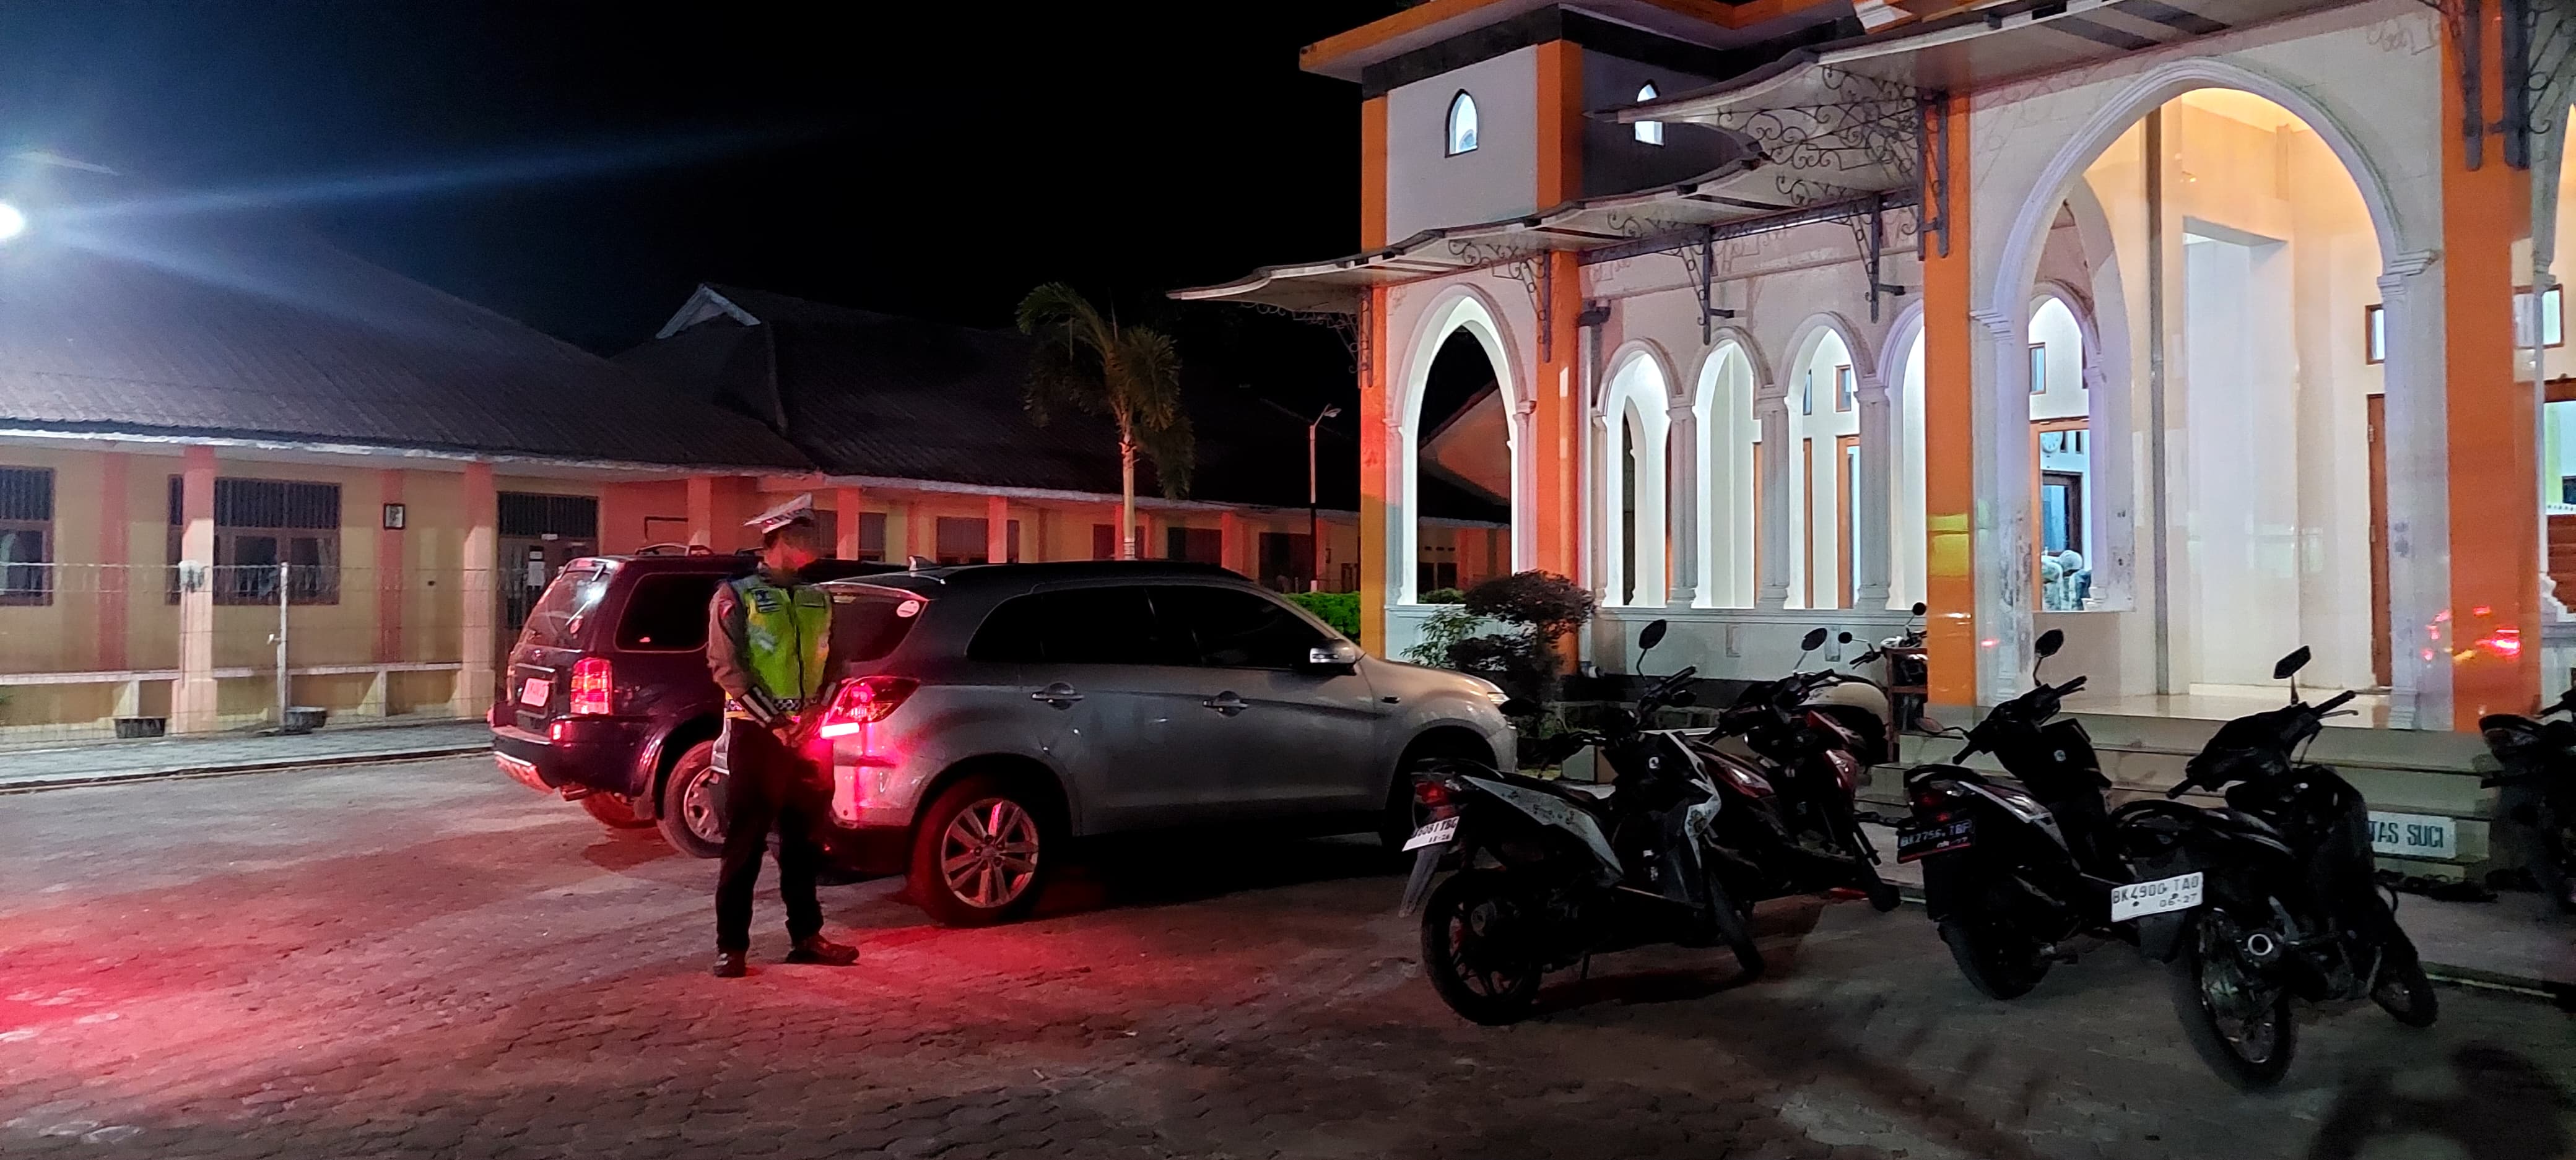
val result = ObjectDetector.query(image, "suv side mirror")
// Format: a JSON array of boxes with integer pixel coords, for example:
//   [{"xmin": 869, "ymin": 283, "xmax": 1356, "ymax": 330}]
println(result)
[{"xmin": 1305, "ymin": 640, "xmax": 1364, "ymax": 670}]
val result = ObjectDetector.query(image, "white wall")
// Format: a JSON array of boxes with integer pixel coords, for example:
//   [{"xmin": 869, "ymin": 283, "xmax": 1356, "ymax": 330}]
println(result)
[{"xmin": 1386, "ymin": 48, "xmax": 1539, "ymax": 242}]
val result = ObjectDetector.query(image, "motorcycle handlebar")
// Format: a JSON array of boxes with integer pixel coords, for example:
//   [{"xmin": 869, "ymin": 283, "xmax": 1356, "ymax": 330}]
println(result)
[
  {"xmin": 2164, "ymin": 776, "xmax": 2195, "ymax": 799},
  {"xmin": 2055, "ymin": 674, "xmax": 2089, "ymax": 696},
  {"xmin": 2315, "ymin": 689, "xmax": 2357, "ymax": 714}
]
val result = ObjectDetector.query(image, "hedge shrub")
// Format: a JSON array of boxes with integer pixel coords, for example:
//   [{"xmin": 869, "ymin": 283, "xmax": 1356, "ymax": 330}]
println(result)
[{"xmin": 1287, "ymin": 590, "xmax": 1362, "ymax": 642}]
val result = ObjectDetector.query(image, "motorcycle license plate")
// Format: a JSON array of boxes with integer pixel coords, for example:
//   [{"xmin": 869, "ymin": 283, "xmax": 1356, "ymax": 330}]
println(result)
[
  {"xmin": 1403, "ymin": 816, "xmax": 1459, "ymax": 852},
  {"xmin": 1896, "ymin": 816, "xmax": 1974, "ymax": 862},
  {"xmin": 518, "ymin": 678, "xmax": 551, "ymax": 708},
  {"xmin": 2109, "ymin": 872, "xmax": 2204, "ymax": 922}
]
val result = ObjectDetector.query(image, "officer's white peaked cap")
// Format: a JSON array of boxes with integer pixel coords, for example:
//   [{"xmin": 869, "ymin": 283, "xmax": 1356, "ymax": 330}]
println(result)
[{"xmin": 747, "ymin": 493, "xmax": 818, "ymax": 536}]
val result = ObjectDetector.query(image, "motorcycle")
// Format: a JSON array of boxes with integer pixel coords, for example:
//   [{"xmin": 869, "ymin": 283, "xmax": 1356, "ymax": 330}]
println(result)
[
  {"xmin": 1899, "ymin": 628, "xmax": 2128, "ymax": 999},
  {"xmin": 1684, "ymin": 626, "xmax": 1903, "ymax": 914},
  {"xmin": 2478, "ymin": 687, "xmax": 2576, "ymax": 914},
  {"xmin": 2112, "ymin": 645, "xmax": 2439, "ymax": 1090},
  {"xmin": 1850, "ymin": 601, "xmax": 1932, "ymax": 735},
  {"xmin": 1397, "ymin": 619, "xmax": 1762, "ymax": 1025}
]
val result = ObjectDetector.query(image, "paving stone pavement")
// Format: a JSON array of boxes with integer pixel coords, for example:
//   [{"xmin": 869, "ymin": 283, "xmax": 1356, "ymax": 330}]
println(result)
[{"xmin": 1, "ymin": 758, "xmax": 2570, "ymax": 1160}]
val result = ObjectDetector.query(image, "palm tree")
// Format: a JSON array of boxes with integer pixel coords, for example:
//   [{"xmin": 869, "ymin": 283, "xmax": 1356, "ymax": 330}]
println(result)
[{"xmin": 1016, "ymin": 283, "xmax": 1192, "ymax": 560}]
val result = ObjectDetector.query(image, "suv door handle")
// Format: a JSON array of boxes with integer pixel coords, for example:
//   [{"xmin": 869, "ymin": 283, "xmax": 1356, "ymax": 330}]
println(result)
[
  {"xmin": 1031, "ymin": 683, "xmax": 1084, "ymax": 708},
  {"xmin": 1202, "ymin": 692, "xmax": 1249, "ymax": 716}
]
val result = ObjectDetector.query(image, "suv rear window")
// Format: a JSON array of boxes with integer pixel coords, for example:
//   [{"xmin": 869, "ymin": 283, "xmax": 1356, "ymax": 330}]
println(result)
[
  {"xmin": 828, "ymin": 587, "xmax": 929, "ymax": 664},
  {"xmin": 521, "ymin": 561, "xmax": 613, "ymax": 648},
  {"xmin": 615, "ymin": 572, "xmax": 728, "ymax": 651}
]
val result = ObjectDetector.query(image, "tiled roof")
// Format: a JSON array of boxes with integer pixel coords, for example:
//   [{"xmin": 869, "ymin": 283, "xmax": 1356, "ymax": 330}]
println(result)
[
  {"xmin": 623, "ymin": 287, "xmax": 1366, "ymax": 511},
  {"xmin": 0, "ymin": 218, "xmax": 811, "ymax": 470}
]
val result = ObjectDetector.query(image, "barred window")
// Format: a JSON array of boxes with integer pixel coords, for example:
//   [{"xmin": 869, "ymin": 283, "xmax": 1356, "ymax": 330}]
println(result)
[
  {"xmin": 0, "ymin": 466, "xmax": 53, "ymax": 605},
  {"xmin": 168, "ymin": 477, "xmax": 342, "ymax": 605},
  {"xmin": 498, "ymin": 491, "xmax": 598, "ymax": 539}
]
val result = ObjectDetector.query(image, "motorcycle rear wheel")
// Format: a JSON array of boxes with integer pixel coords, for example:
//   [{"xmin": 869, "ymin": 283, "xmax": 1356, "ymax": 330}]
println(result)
[
  {"xmin": 1420, "ymin": 870, "xmax": 1544, "ymax": 1026},
  {"xmin": 1938, "ymin": 915, "xmax": 2050, "ymax": 1000},
  {"xmin": 2169, "ymin": 917, "xmax": 2295, "ymax": 1091}
]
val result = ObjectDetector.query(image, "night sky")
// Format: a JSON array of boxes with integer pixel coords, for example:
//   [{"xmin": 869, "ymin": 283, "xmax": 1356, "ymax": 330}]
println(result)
[{"xmin": 0, "ymin": 1, "xmax": 1399, "ymax": 408}]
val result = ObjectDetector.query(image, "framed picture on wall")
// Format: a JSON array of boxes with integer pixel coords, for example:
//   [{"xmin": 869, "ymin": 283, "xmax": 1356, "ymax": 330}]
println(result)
[{"xmin": 381, "ymin": 503, "xmax": 406, "ymax": 530}]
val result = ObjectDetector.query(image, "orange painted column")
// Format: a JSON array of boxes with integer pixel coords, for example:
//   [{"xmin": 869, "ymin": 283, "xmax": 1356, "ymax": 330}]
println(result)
[
  {"xmin": 375, "ymin": 468, "xmax": 404, "ymax": 663},
  {"xmin": 833, "ymin": 486, "xmax": 865, "ymax": 560},
  {"xmin": 2443, "ymin": 9, "xmax": 2539, "ymax": 725},
  {"xmin": 685, "ymin": 475, "xmax": 715, "ymax": 550},
  {"xmin": 1534, "ymin": 40, "xmax": 1584, "ymax": 581},
  {"xmin": 95, "ymin": 450, "xmax": 129, "ymax": 673},
  {"xmin": 1360, "ymin": 96, "xmax": 1388, "ymax": 251},
  {"xmin": 451, "ymin": 461, "xmax": 498, "ymax": 720},
  {"xmin": 1357, "ymin": 90, "xmax": 1392, "ymax": 651},
  {"xmin": 1921, "ymin": 98, "xmax": 1979, "ymax": 707},
  {"xmin": 172, "ymin": 446, "xmax": 219, "ymax": 734},
  {"xmin": 1360, "ymin": 286, "xmax": 1393, "ymax": 651},
  {"xmin": 986, "ymin": 495, "xmax": 1011, "ymax": 564}
]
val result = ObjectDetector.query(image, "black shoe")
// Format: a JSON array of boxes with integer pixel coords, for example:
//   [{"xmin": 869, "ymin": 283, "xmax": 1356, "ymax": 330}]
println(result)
[
  {"xmin": 783, "ymin": 935, "xmax": 858, "ymax": 966},
  {"xmin": 712, "ymin": 950, "xmax": 747, "ymax": 978}
]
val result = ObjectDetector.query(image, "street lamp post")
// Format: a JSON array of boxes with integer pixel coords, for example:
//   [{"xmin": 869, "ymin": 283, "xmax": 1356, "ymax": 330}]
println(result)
[{"xmin": 1308, "ymin": 404, "xmax": 1340, "ymax": 592}]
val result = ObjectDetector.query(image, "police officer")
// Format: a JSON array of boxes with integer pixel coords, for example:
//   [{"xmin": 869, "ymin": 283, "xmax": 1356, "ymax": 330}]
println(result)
[{"xmin": 706, "ymin": 494, "xmax": 861, "ymax": 978}]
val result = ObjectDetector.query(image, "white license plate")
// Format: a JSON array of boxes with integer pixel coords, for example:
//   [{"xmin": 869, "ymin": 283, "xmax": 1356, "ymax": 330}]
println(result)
[
  {"xmin": 2110, "ymin": 872, "xmax": 2204, "ymax": 922},
  {"xmin": 1403, "ymin": 816, "xmax": 1458, "ymax": 852},
  {"xmin": 518, "ymin": 678, "xmax": 551, "ymax": 707}
]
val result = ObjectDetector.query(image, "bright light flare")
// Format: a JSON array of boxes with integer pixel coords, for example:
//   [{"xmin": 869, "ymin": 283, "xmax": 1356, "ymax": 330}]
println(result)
[{"xmin": 0, "ymin": 202, "xmax": 27, "ymax": 242}]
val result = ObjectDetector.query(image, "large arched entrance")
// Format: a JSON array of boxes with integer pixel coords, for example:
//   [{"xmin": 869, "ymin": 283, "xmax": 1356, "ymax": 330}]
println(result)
[{"xmin": 1991, "ymin": 84, "xmax": 2401, "ymax": 712}]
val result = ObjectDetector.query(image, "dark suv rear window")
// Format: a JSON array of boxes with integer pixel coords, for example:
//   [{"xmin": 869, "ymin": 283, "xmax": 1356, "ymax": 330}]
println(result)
[
  {"xmin": 828, "ymin": 586, "xmax": 929, "ymax": 664},
  {"xmin": 616, "ymin": 572, "xmax": 728, "ymax": 651},
  {"xmin": 520, "ymin": 561, "xmax": 613, "ymax": 648}
]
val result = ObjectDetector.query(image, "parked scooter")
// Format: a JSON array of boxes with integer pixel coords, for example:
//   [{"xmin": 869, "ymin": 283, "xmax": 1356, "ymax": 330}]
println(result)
[
  {"xmin": 1899, "ymin": 628, "xmax": 2127, "ymax": 998},
  {"xmin": 1851, "ymin": 602, "xmax": 1933, "ymax": 734},
  {"xmin": 2478, "ymin": 688, "xmax": 2576, "ymax": 913},
  {"xmin": 2113, "ymin": 646, "xmax": 2439, "ymax": 1090},
  {"xmin": 1397, "ymin": 620, "xmax": 1761, "ymax": 1024},
  {"xmin": 1687, "ymin": 627, "xmax": 1902, "ymax": 913}
]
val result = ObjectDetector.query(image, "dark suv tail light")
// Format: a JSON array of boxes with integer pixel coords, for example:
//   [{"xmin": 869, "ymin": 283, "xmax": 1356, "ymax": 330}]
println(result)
[
  {"xmin": 817, "ymin": 676, "xmax": 919, "ymax": 738},
  {"xmin": 569, "ymin": 657, "xmax": 613, "ymax": 716}
]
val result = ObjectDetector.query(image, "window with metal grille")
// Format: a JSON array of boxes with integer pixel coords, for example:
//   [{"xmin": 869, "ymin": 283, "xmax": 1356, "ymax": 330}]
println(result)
[
  {"xmin": 167, "ymin": 476, "xmax": 342, "ymax": 605},
  {"xmin": 498, "ymin": 492, "xmax": 599, "ymax": 539},
  {"xmin": 0, "ymin": 466, "xmax": 53, "ymax": 605}
]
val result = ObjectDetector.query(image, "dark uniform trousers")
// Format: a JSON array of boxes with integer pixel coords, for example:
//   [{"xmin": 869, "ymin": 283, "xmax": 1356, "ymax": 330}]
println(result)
[{"xmin": 714, "ymin": 717, "xmax": 828, "ymax": 953}]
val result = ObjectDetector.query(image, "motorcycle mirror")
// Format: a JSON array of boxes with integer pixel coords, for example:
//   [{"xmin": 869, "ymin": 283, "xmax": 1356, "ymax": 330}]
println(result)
[
  {"xmin": 1837, "ymin": 631, "xmax": 1854, "ymax": 645},
  {"xmin": 1799, "ymin": 627, "xmax": 1830, "ymax": 652},
  {"xmin": 2034, "ymin": 628, "xmax": 2064, "ymax": 659},
  {"xmin": 1911, "ymin": 601, "xmax": 1928, "ymax": 617},
  {"xmin": 2272, "ymin": 646, "xmax": 2312, "ymax": 681},
  {"xmin": 1639, "ymin": 619, "xmax": 1669, "ymax": 652}
]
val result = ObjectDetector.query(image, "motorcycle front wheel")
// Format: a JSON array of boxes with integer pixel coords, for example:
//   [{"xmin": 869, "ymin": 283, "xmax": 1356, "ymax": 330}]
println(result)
[
  {"xmin": 1703, "ymin": 875, "xmax": 1765, "ymax": 979},
  {"xmin": 2168, "ymin": 915, "xmax": 2295, "ymax": 1091},
  {"xmin": 1420, "ymin": 870, "xmax": 1544, "ymax": 1026},
  {"xmin": 2370, "ymin": 935, "xmax": 2440, "ymax": 1028},
  {"xmin": 1938, "ymin": 914, "xmax": 2050, "ymax": 1000}
]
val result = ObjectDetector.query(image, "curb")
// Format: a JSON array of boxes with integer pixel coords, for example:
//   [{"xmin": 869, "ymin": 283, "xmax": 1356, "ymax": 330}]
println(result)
[
  {"xmin": 0, "ymin": 745, "xmax": 490, "ymax": 795},
  {"xmin": 1887, "ymin": 879, "xmax": 2571, "ymax": 1006}
]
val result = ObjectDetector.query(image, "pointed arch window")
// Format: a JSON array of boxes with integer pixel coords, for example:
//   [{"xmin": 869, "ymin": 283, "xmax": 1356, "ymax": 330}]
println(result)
[
  {"xmin": 1446, "ymin": 91, "xmax": 1479, "ymax": 155},
  {"xmin": 1635, "ymin": 83, "xmax": 1664, "ymax": 145}
]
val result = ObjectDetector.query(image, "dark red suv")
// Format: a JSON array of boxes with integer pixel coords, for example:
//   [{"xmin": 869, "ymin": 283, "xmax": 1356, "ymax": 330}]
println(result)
[{"xmin": 488, "ymin": 550, "xmax": 896, "ymax": 858}]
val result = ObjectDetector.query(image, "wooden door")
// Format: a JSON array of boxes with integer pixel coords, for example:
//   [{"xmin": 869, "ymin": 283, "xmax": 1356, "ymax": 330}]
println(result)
[
  {"xmin": 2367, "ymin": 393, "xmax": 2390, "ymax": 688},
  {"xmin": 1835, "ymin": 434, "xmax": 1858, "ymax": 610},
  {"xmin": 1801, "ymin": 437, "xmax": 1816, "ymax": 608}
]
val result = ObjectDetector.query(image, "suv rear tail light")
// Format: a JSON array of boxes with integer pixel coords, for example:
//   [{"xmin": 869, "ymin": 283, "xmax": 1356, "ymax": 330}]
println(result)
[
  {"xmin": 817, "ymin": 676, "xmax": 920, "ymax": 738},
  {"xmin": 569, "ymin": 657, "xmax": 613, "ymax": 716}
]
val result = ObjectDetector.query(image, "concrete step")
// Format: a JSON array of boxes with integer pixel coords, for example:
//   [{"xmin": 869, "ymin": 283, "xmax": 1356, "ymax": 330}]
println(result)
[{"xmin": 1867, "ymin": 711, "xmax": 2506, "ymax": 878}]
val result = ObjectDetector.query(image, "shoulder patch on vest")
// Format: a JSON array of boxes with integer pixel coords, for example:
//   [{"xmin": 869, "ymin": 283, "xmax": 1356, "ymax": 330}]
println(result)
[{"xmin": 746, "ymin": 587, "xmax": 785, "ymax": 613}]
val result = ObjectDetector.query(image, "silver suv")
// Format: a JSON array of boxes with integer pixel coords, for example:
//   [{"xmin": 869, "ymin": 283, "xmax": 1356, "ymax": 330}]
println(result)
[{"xmin": 783, "ymin": 561, "xmax": 1517, "ymax": 925}]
